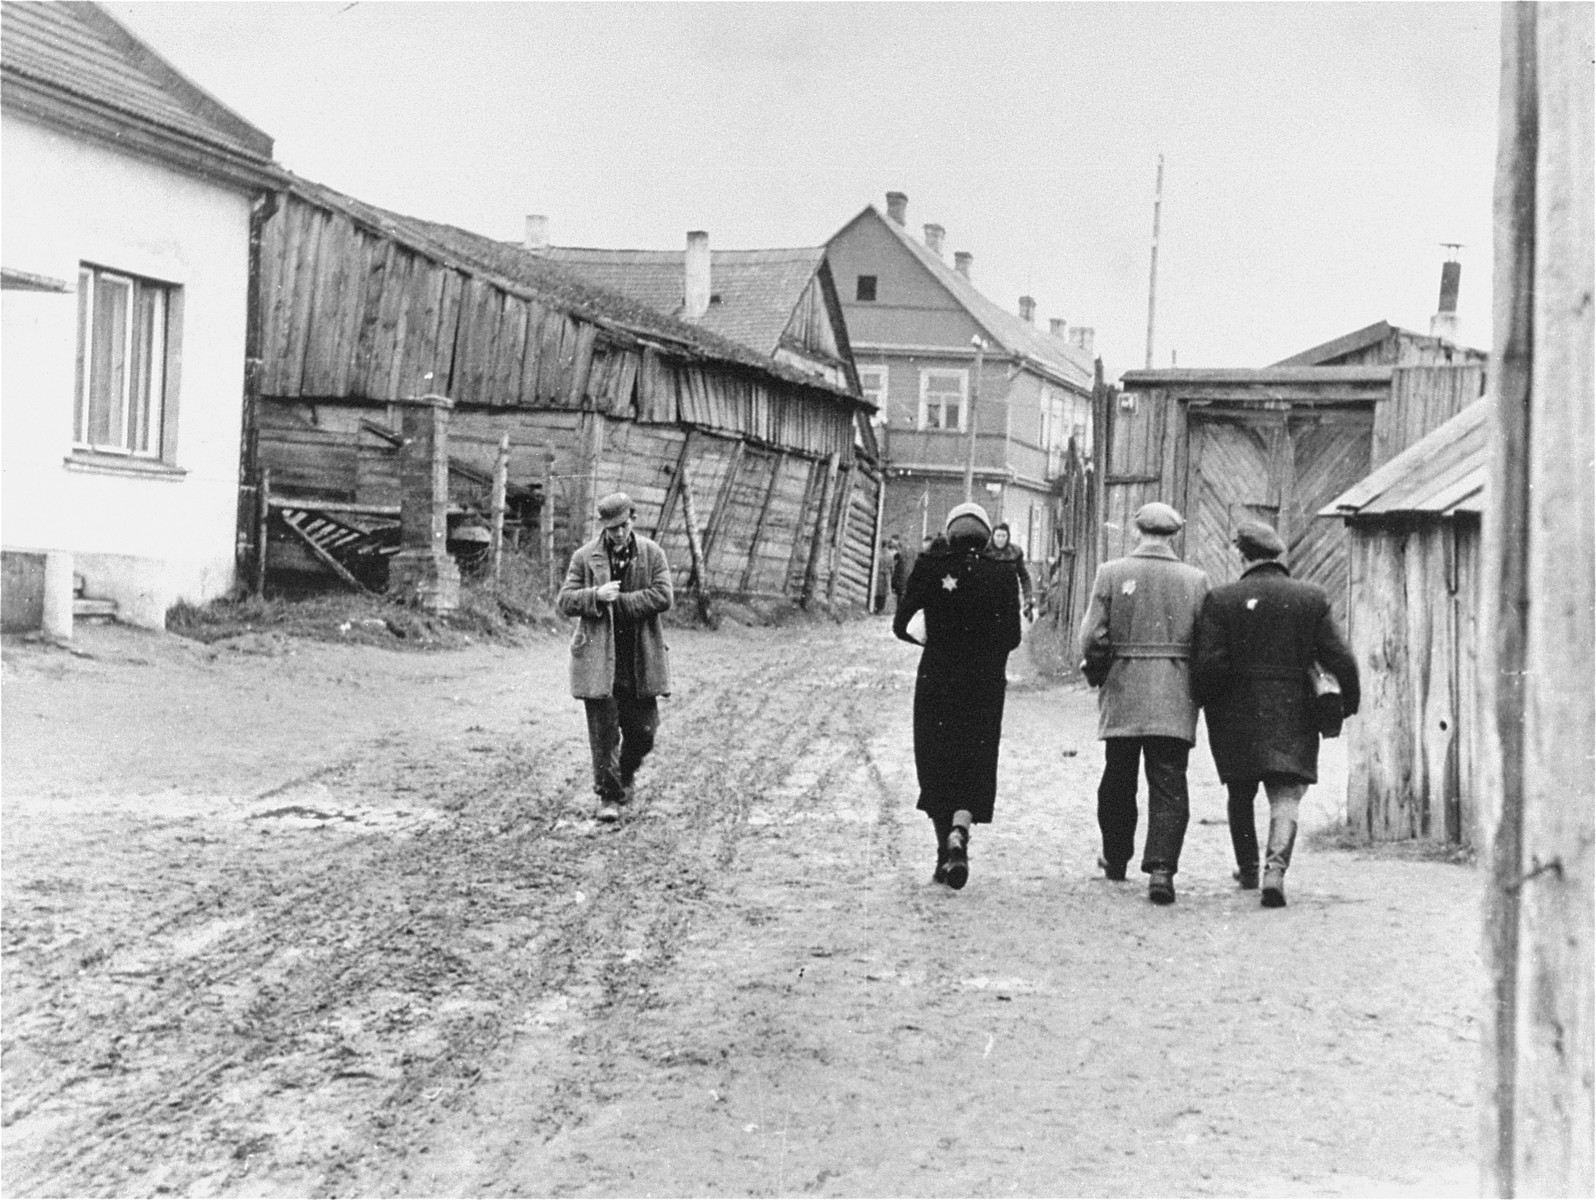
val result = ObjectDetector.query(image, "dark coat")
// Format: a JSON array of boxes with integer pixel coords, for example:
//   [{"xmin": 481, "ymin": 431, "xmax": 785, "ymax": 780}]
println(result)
[
  {"xmin": 1077, "ymin": 542, "xmax": 1210, "ymax": 743},
  {"xmin": 892, "ymin": 538, "xmax": 1022, "ymax": 824},
  {"xmin": 984, "ymin": 542, "xmax": 1035, "ymax": 607},
  {"xmin": 1193, "ymin": 560, "xmax": 1360, "ymax": 784},
  {"xmin": 556, "ymin": 532, "xmax": 673, "ymax": 699},
  {"xmin": 889, "ymin": 548, "xmax": 911, "ymax": 597}
]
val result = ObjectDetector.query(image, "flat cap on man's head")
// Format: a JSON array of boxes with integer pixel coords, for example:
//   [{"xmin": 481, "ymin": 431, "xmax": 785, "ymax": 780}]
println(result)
[
  {"xmin": 1233, "ymin": 519, "xmax": 1286, "ymax": 558},
  {"xmin": 944, "ymin": 501, "xmax": 992, "ymax": 533},
  {"xmin": 1134, "ymin": 502, "xmax": 1184, "ymax": 535},
  {"xmin": 596, "ymin": 492, "xmax": 634, "ymax": 528}
]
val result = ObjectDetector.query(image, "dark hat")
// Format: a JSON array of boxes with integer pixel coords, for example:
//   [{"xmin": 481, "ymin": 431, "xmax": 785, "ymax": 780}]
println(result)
[
  {"xmin": 1233, "ymin": 519, "xmax": 1286, "ymax": 558},
  {"xmin": 944, "ymin": 501, "xmax": 992, "ymax": 533},
  {"xmin": 596, "ymin": 491, "xmax": 634, "ymax": 528},
  {"xmin": 1134, "ymin": 502, "xmax": 1184, "ymax": 535}
]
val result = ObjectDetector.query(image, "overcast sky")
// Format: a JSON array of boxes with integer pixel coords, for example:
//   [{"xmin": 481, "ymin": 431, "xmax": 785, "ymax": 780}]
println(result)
[{"xmin": 110, "ymin": 1, "xmax": 1502, "ymax": 379}]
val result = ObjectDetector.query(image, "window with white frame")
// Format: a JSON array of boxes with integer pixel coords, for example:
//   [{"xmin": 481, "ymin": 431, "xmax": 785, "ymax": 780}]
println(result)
[
  {"xmin": 918, "ymin": 368, "xmax": 967, "ymax": 431},
  {"xmin": 859, "ymin": 364, "xmax": 888, "ymax": 424},
  {"xmin": 75, "ymin": 264, "xmax": 175, "ymax": 457}
]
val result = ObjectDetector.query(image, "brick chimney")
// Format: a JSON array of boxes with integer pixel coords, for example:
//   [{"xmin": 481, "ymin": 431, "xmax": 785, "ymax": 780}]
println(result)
[
  {"xmin": 685, "ymin": 231, "xmax": 711, "ymax": 321},
  {"xmin": 1430, "ymin": 248, "xmax": 1462, "ymax": 340},
  {"xmin": 1018, "ymin": 296, "xmax": 1036, "ymax": 324},
  {"xmin": 923, "ymin": 224, "xmax": 945, "ymax": 258},
  {"xmin": 1068, "ymin": 326, "xmax": 1095, "ymax": 356},
  {"xmin": 1049, "ymin": 318, "xmax": 1067, "ymax": 338},
  {"xmin": 885, "ymin": 191, "xmax": 908, "ymax": 226},
  {"xmin": 524, "ymin": 215, "xmax": 549, "ymax": 251},
  {"xmin": 954, "ymin": 251, "xmax": 973, "ymax": 280}
]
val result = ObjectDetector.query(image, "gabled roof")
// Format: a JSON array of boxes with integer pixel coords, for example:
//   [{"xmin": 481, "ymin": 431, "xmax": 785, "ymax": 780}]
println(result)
[
  {"xmin": 1321, "ymin": 398, "xmax": 1487, "ymax": 519},
  {"xmin": 1273, "ymin": 321, "xmax": 1397, "ymax": 367},
  {"xmin": 283, "ymin": 175, "xmax": 863, "ymax": 405},
  {"xmin": 1, "ymin": 2, "xmax": 273, "ymax": 171},
  {"xmin": 541, "ymin": 246, "xmax": 828, "ymax": 359},
  {"xmin": 839, "ymin": 205, "xmax": 1096, "ymax": 391}
]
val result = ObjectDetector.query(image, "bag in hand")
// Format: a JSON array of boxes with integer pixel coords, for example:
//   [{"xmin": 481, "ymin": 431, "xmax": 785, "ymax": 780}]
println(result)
[{"xmin": 1310, "ymin": 662, "xmax": 1345, "ymax": 738}]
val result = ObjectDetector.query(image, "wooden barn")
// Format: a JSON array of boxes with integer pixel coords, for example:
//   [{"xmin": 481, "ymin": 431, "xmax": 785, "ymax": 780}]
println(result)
[
  {"xmin": 1320, "ymin": 397, "xmax": 1487, "ymax": 846},
  {"xmin": 243, "ymin": 176, "xmax": 881, "ymax": 606},
  {"xmin": 1107, "ymin": 361, "xmax": 1486, "ymax": 624}
]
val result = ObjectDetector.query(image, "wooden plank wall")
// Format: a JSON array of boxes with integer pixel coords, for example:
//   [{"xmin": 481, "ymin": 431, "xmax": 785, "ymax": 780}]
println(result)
[
  {"xmin": 1099, "ymin": 387, "xmax": 1184, "ymax": 560},
  {"xmin": 1344, "ymin": 517, "xmax": 1480, "ymax": 844},
  {"xmin": 257, "ymin": 194, "xmax": 855, "ymax": 463},
  {"xmin": 1372, "ymin": 363, "xmax": 1486, "ymax": 468}
]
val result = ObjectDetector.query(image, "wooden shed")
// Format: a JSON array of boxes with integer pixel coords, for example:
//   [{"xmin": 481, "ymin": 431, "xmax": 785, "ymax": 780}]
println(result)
[
  {"xmin": 243, "ymin": 176, "xmax": 881, "ymax": 605},
  {"xmin": 1320, "ymin": 398, "xmax": 1487, "ymax": 845},
  {"xmin": 1107, "ymin": 362, "xmax": 1485, "ymax": 624}
]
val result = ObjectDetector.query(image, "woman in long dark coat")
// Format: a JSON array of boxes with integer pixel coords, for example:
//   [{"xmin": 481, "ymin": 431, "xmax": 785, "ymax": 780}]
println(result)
[{"xmin": 892, "ymin": 502, "xmax": 1023, "ymax": 890}]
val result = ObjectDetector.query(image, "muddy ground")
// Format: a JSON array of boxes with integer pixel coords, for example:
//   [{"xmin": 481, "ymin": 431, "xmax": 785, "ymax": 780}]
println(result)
[{"xmin": 2, "ymin": 616, "xmax": 1480, "ymax": 1198}]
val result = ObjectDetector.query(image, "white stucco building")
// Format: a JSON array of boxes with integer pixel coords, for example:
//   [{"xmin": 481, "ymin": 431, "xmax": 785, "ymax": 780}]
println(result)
[{"xmin": 1, "ymin": 1, "xmax": 276, "ymax": 631}]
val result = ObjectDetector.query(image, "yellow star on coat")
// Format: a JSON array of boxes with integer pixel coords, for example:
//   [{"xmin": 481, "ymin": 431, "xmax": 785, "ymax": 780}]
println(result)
[{"xmin": 941, "ymin": 574, "xmax": 959, "ymax": 591}]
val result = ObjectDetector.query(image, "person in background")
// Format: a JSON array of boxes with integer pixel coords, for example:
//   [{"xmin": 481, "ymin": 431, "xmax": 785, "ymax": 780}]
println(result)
[
  {"xmin": 1077, "ymin": 502, "xmax": 1209, "ymax": 905},
  {"xmin": 873, "ymin": 536, "xmax": 899, "ymax": 614},
  {"xmin": 889, "ymin": 535, "xmax": 911, "ymax": 610},
  {"xmin": 893, "ymin": 502, "xmax": 1023, "ymax": 891},
  {"xmin": 986, "ymin": 521, "xmax": 1036, "ymax": 621},
  {"xmin": 1193, "ymin": 520, "xmax": 1360, "ymax": 908},
  {"xmin": 556, "ymin": 492, "xmax": 674, "ymax": 824}
]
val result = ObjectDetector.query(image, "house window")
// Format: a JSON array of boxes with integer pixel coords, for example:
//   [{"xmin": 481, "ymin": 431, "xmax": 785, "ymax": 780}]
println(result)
[
  {"xmin": 919, "ymin": 368, "xmax": 967, "ymax": 431},
  {"xmin": 75, "ymin": 265, "xmax": 174, "ymax": 458},
  {"xmin": 855, "ymin": 275, "xmax": 878, "ymax": 302},
  {"xmin": 859, "ymin": 365, "xmax": 888, "ymax": 425}
]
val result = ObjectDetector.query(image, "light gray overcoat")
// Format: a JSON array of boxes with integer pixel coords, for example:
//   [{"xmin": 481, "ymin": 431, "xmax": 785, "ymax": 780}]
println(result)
[
  {"xmin": 556, "ymin": 533, "xmax": 673, "ymax": 699},
  {"xmin": 1078, "ymin": 541, "xmax": 1210, "ymax": 742}
]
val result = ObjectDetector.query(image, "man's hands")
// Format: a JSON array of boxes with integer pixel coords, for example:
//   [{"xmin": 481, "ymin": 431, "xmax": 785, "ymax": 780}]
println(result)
[{"xmin": 596, "ymin": 580, "xmax": 622, "ymax": 603}]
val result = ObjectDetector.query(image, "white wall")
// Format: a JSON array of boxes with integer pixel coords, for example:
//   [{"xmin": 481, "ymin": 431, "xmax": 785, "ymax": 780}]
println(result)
[{"xmin": 1, "ymin": 113, "xmax": 255, "ymax": 627}]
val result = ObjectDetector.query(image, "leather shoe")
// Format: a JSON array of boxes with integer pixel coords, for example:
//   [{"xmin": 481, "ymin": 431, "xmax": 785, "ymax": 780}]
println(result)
[
  {"xmin": 1233, "ymin": 867, "xmax": 1259, "ymax": 890},
  {"xmin": 596, "ymin": 800, "xmax": 621, "ymax": 823},
  {"xmin": 944, "ymin": 829, "xmax": 969, "ymax": 891},
  {"xmin": 1097, "ymin": 856, "xmax": 1127, "ymax": 882},
  {"xmin": 1260, "ymin": 868, "xmax": 1287, "ymax": 907},
  {"xmin": 1148, "ymin": 870, "xmax": 1176, "ymax": 905}
]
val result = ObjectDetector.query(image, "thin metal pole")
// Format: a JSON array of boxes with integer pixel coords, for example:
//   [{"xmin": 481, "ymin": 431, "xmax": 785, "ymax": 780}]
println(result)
[
  {"xmin": 963, "ymin": 338, "xmax": 985, "ymax": 501},
  {"xmin": 1145, "ymin": 154, "xmax": 1164, "ymax": 370}
]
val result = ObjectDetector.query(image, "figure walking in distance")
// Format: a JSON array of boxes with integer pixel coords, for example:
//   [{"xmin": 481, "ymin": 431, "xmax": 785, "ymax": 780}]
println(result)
[
  {"xmin": 1078, "ymin": 502, "xmax": 1209, "ymax": 904},
  {"xmin": 986, "ymin": 521, "xmax": 1036, "ymax": 621},
  {"xmin": 556, "ymin": 492, "xmax": 674, "ymax": 823},
  {"xmin": 893, "ymin": 502, "xmax": 1023, "ymax": 890},
  {"xmin": 1193, "ymin": 520, "xmax": 1359, "ymax": 908}
]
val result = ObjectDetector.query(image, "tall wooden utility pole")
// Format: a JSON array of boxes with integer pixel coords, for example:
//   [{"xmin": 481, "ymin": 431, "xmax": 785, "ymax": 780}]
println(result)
[
  {"xmin": 963, "ymin": 336, "xmax": 985, "ymax": 501},
  {"xmin": 1145, "ymin": 154, "xmax": 1164, "ymax": 370}
]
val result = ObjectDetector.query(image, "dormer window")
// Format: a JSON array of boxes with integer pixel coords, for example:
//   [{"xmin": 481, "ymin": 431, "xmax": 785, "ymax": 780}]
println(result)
[{"xmin": 855, "ymin": 275, "xmax": 878, "ymax": 302}]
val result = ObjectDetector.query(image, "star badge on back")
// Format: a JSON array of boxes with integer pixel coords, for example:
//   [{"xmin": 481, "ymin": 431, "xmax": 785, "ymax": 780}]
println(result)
[{"xmin": 941, "ymin": 575, "xmax": 959, "ymax": 591}]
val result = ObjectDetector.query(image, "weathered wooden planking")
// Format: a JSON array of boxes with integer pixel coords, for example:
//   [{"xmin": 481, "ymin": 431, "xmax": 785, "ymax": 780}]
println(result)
[{"xmin": 1373, "ymin": 364, "xmax": 1485, "ymax": 468}]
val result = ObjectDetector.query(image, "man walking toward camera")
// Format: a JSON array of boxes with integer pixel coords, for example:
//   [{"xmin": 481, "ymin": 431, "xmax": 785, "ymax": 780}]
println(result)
[
  {"xmin": 1194, "ymin": 520, "xmax": 1359, "ymax": 908},
  {"xmin": 556, "ymin": 492, "xmax": 673, "ymax": 823},
  {"xmin": 1078, "ymin": 502, "xmax": 1209, "ymax": 904}
]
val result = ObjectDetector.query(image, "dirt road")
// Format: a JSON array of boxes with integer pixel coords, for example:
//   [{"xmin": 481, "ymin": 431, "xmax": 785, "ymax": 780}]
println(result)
[{"xmin": 2, "ymin": 618, "xmax": 1479, "ymax": 1197}]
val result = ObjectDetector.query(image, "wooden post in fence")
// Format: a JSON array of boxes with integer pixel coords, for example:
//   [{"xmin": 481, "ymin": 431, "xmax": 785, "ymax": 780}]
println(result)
[
  {"xmin": 254, "ymin": 466, "xmax": 271, "ymax": 597},
  {"xmin": 541, "ymin": 458, "xmax": 557, "ymax": 595},
  {"xmin": 490, "ymin": 432, "xmax": 510, "ymax": 587},
  {"xmin": 387, "ymin": 392, "xmax": 459, "ymax": 612},
  {"xmin": 678, "ymin": 463, "xmax": 713, "ymax": 623}
]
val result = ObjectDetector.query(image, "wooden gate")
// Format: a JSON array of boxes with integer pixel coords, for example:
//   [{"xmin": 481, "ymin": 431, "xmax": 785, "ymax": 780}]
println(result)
[{"xmin": 1183, "ymin": 406, "xmax": 1372, "ymax": 619}]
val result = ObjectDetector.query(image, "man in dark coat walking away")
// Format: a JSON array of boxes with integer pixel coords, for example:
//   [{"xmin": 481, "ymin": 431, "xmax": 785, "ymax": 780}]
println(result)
[
  {"xmin": 1078, "ymin": 502, "xmax": 1209, "ymax": 904},
  {"xmin": 556, "ymin": 492, "xmax": 674, "ymax": 824},
  {"xmin": 1193, "ymin": 520, "xmax": 1360, "ymax": 908},
  {"xmin": 893, "ymin": 502, "xmax": 1022, "ymax": 891}
]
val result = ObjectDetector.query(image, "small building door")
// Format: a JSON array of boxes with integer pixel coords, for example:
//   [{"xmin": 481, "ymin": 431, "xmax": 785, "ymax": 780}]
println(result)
[{"xmin": 1184, "ymin": 405, "xmax": 1372, "ymax": 619}]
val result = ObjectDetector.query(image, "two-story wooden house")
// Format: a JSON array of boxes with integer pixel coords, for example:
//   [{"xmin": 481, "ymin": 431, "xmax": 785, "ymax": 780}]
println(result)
[{"xmin": 827, "ymin": 192, "xmax": 1096, "ymax": 565}]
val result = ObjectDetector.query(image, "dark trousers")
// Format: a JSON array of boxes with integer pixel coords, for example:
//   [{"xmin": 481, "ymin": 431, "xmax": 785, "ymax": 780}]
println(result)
[
  {"xmin": 1098, "ymin": 736, "xmax": 1191, "ymax": 875},
  {"xmin": 583, "ymin": 690, "xmax": 659, "ymax": 801}
]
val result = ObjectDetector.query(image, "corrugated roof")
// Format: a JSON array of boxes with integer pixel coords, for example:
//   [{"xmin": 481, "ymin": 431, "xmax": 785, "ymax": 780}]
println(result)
[
  {"xmin": 542, "ymin": 246, "xmax": 827, "ymax": 359},
  {"xmin": 859, "ymin": 206, "xmax": 1095, "ymax": 391},
  {"xmin": 284, "ymin": 175, "xmax": 861, "ymax": 405},
  {"xmin": 1320, "ymin": 398, "xmax": 1488, "ymax": 518},
  {"xmin": 1, "ymin": 1, "xmax": 272, "ymax": 162}
]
